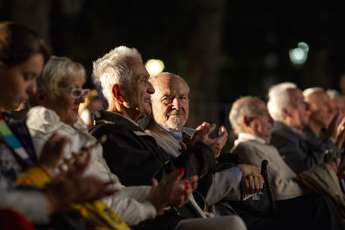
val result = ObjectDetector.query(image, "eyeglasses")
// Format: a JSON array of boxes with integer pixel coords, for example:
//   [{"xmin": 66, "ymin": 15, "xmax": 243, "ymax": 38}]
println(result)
[{"xmin": 60, "ymin": 87, "xmax": 89, "ymax": 99}]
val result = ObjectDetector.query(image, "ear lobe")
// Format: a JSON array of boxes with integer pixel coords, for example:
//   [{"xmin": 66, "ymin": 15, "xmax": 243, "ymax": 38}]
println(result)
[{"xmin": 112, "ymin": 84, "xmax": 124, "ymax": 102}]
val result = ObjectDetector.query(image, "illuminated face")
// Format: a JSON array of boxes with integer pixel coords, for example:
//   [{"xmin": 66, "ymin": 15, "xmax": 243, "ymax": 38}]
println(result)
[
  {"xmin": 0, "ymin": 54, "xmax": 44, "ymax": 111},
  {"xmin": 151, "ymin": 75, "xmax": 189, "ymax": 131},
  {"xmin": 46, "ymin": 77, "xmax": 86, "ymax": 125},
  {"xmin": 124, "ymin": 61, "xmax": 154, "ymax": 120}
]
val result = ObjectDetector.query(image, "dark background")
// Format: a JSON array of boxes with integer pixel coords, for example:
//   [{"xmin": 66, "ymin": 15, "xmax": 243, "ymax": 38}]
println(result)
[{"xmin": 1, "ymin": 0, "xmax": 345, "ymax": 129}]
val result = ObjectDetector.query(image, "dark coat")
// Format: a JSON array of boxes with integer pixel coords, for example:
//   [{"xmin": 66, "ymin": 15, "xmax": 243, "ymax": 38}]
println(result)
[
  {"xmin": 270, "ymin": 122, "xmax": 324, "ymax": 174},
  {"xmin": 91, "ymin": 111, "xmax": 216, "ymax": 186}
]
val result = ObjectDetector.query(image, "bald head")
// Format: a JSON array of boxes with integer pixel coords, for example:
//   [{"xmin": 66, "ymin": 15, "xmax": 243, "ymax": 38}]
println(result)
[{"xmin": 149, "ymin": 72, "xmax": 190, "ymax": 131}]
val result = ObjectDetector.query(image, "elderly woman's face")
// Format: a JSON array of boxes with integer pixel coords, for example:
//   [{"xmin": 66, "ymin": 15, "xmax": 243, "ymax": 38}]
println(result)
[{"xmin": 49, "ymin": 77, "xmax": 86, "ymax": 125}]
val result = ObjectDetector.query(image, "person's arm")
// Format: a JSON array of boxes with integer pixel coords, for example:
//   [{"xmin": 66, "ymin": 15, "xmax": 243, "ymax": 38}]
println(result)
[
  {"xmin": 109, "ymin": 186, "xmax": 157, "ymax": 225},
  {"xmin": 174, "ymin": 142, "xmax": 216, "ymax": 178},
  {"xmin": 206, "ymin": 167, "xmax": 242, "ymax": 205},
  {"xmin": 0, "ymin": 188, "xmax": 50, "ymax": 223},
  {"xmin": 271, "ymin": 134, "xmax": 317, "ymax": 174},
  {"xmin": 234, "ymin": 143, "xmax": 302, "ymax": 200},
  {"xmin": 92, "ymin": 125, "xmax": 167, "ymax": 185}
]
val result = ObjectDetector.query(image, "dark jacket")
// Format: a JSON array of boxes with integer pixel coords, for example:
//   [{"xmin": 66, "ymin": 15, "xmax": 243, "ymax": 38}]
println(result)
[
  {"xmin": 303, "ymin": 126, "xmax": 340, "ymax": 161},
  {"xmin": 91, "ymin": 111, "xmax": 216, "ymax": 186},
  {"xmin": 270, "ymin": 122, "xmax": 323, "ymax": 174}
]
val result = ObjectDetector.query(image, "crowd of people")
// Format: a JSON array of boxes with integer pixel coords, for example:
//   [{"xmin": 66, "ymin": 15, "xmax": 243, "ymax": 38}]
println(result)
[{"xmin": 1, "ymin": 21, "xmax": 345, "ymax": 230}]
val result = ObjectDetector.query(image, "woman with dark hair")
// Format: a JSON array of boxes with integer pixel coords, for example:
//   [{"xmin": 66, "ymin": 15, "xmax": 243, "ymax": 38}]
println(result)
[
  {"xmin": 0, "ymin": 22, "xmax": 116, "ymax": 227},
  {"xmin": 0, "ymin": 21, "xmax": 50, "ymax": 186}
]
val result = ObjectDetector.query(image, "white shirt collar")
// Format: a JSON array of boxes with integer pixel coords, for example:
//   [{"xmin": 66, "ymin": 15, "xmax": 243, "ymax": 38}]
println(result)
[{"xmin": 235, "ymin": 132, "xmax": 266, "ymax": 146}]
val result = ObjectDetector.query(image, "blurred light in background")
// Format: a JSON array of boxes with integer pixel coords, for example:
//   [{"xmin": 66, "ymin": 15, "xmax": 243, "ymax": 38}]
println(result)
[
  {"xmin": 298, "ymin": 42, "xmax": 309, "ymax": 52},
  {"xmin": 289, "ymin": 41, "xmax": 309, "ymax": 65},
  {"xmin": 145, "ymin": 59, "xmax": 165, "ymax": 76}
]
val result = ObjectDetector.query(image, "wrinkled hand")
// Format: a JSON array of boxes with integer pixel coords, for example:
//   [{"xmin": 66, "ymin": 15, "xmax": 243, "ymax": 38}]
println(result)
[
  {"xmin": 238, "ymin": 164, "xmax": 264, "ymax": 194},
  {"xmin": 149, "ymin": 169, "xmax": 198, "ymax": 214},
  {"xmin": 190, "ymin": 122, "xmax": 228, "ymax": 158},
  {"xmin": 58, "ymin": 149, "xmax": 92, "ymax": 179},
  {"xmin": 37, "ymin": 133, "xmax": 69, "ymax": 177},
  {"xmin": 44, "ymin": 175, "xmax": 116, "ymax": 214},
  {"xmin": 242, "ymin": 174, "xmax": 264, "ymax": 194},
  {"xmin": 238, "ymin": 164, "xmax": 261, "ymax": 177}
]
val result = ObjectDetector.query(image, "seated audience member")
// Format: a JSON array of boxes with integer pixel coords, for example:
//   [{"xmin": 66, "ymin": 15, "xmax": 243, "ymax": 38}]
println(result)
[
  {"xmin": 303, "ymin": 87, "xmax": 334, "ymax": 138},
  {"xmin": 91, "ymin": 46, "xmax": 247, "ymax": 230},
  {"xmin": 78, "ymin": 89, "xmax": 103, "ymax": 128},
  {"xmin": 268, "ymin": 83, "xmax": 326, "ymax": 173},
  {"xmin": 229, "ymin": 96, "xmax": 345, "ymax": 230},
  {"xmin": 0, "ymin": 22, "xmax": 116, "ymax": 227},
  {"xmin": 327, "ymin": 89, "xmax": 345, "ymax": 118},
  {"xmin": 268, "ymin": 83, "xmax": 345, "ymax": 174},
  {"xmin": 26, "ymin": 56, "xmax": 194, "ymax": 226},
  {"xmin": 146, "ymin": 72, "xmax": 263, "ymax": 206}
]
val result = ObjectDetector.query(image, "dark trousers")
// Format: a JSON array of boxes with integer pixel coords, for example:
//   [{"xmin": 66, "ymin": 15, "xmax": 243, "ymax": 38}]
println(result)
[
  {"xmin": 220, "ymin": 193, "xmax": 344, "ymax": 230},
  {"xmin": 275, "ymin": 193, "xmax": 344, "ymax": 230}
]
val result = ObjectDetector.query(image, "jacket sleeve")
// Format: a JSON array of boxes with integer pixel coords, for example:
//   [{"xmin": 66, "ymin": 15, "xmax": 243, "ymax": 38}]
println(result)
[
  {"xmin": 91, "ymin": 125, "xmax": 167, "ymax": 186},
  {"xmin": 205, "ymin": 167, "xmax": 242, "ymax": 205},
  {"xmin": 173, "ymin": 142, "xmax": 216, "ymax": 178},
  {"xmin": 104, "ymin": 186, "xmax": 157, "ymax": 226},
  {"xmin": 271, "ymin": 134, "xmax": 318, "ymax": 174}
]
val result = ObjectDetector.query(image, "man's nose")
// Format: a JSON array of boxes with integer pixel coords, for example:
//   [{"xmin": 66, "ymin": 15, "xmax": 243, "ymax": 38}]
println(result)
[
  {"xmin": 172, "ymin": 97, "xmax": 182, "ymax": 109},
  {"xmin": 147, "ymin": 81, "xmax": 155, "ymax": 94}
]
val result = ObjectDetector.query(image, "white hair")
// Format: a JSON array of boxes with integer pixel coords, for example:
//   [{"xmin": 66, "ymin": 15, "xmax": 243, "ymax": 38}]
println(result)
[
  {"xmin": 92, "ymin": 46, "xmax": 143, "ymax": 105},
  {"xmin": 267, "ymin": 82, "xmax": 297, "ymax": 121},
  {"xmin": 327, "ymin": 89, "xmax": 340, "ymax": 99},
  {"xmin": 229, "ymin": 96, "xmax": 263, "ymax": 134},
  {"xmin": 38, "ymin": 56, "xmax": 86, "ymax": 94},
  {"xmin": 303, "ymin": 87, "xmax": 324, "ymax": 98},
  {"xmin": 149, "ymin": 72, "xmax": 190, "ymax": 92}
]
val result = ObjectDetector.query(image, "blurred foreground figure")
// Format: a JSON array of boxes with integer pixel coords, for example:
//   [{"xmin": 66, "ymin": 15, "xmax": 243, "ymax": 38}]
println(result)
[{"xmin": 0, "ymin": 22, "xmax": 119, "ymax": 228}]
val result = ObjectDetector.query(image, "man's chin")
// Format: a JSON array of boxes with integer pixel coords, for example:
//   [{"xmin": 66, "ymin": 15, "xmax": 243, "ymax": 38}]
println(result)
[{"xmin": 143, "ymin": 107, "xmax": 152, "ymax": 116}]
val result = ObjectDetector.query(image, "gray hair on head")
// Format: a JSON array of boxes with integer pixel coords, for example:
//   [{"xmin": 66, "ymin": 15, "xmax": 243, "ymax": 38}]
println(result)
[
  {"xmin": 38, "ymin": 56, "xmax": 86, "ymax": 94},
  {"xmin": 303, "ymin": 87, "xmax": 324, "ymax": 98},
  {"xmin": 92, "ymin": 46, "xmax": 143, "ymax": 106},
  {"xmin": 267, "ymin": 82, "xmax": 297, "ymax": 121},
  {"xmin": 229, "ymin": 96, "xmax": 263, "ymax": 134},
  {"xmin": 149, "ymin": 72, "xmax": 190, "ymax": 92},
  {"xmin": 326, "ymin": 89, "xmax": 340, "ymax": 99}
]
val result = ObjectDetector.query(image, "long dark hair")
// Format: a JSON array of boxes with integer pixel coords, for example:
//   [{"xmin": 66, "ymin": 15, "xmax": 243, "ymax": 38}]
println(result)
[{"xmin": 0, "ymin": 22, "xmax": 50, "ymax": 67}]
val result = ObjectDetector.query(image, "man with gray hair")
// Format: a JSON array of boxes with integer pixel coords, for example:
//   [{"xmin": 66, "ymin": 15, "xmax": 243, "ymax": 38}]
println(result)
[
  {"xmin": 268, "ymin": 83, "xmax": 345, "ymax": 174},
  {"xmin": 229, "ymin": 96, "xmax": 345, "ymax": 230},
  {"xmin": 267, "ymin": 82, "xmax": 321, "ymax": 173},
  {"xmin": 91, "ymin": 46, "xmax": 247, "ymax": 230},
  {"xmin": 302, "ymin": 87, "xmax": 342, "ymax": 160},
  {"xmin": 303, "ymin": 87, "xmax": 334, "ymax": 138}
]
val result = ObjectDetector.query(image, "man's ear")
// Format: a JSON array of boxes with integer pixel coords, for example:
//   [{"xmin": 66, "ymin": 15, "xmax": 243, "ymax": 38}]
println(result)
[
  {"xmin": 112, "ymin": 84, "xmax": 124, "ymax": 103},
  {"xmin": 283, "ymin": 107, "xmax": 291, "ymax": 118},
  {"xmin": 243, "ymin": 115, "xmax": 252, "ymax": 127}
]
